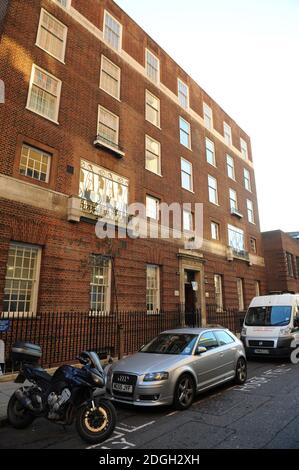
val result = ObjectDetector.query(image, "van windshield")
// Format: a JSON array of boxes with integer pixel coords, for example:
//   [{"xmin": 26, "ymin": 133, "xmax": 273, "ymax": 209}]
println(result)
[{"xmin": 245, "ymin": 306, "xmax": 292, "ymax": 327}]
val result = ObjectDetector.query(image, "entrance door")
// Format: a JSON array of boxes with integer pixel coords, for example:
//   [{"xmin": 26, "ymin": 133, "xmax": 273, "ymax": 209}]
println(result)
[{"xmin": 185, "ymin": 270, "xmax": 197, "ymax": 326}]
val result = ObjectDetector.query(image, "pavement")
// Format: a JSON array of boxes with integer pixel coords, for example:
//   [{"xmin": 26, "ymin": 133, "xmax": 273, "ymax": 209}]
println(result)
[{"xmin": 1, "ymin": 359, "xmax": 299, "ymax": 449}]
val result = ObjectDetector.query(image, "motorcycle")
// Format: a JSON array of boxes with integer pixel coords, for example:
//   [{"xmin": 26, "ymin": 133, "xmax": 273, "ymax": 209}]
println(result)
[{"xmin": 7, "ymin": 342, "xmax": 117, "ymax": 444}]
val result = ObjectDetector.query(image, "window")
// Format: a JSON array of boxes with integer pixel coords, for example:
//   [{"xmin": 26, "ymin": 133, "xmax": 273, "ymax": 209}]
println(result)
[
  {"xmin": 215, "ymin": 331, "xmax": 235, "ymax": 346},
  {"xmin": 228, "ymin": 225, "xmax": 245, "ymax": 252},
  {"xmin": 146, "ymin": 265, "xmax": 160, "ymax": 314},
  {"xmin": 36, "ymin": 9, "xmax": 67, "ymax": 62},
  {"xmin": 183, "ymin": 210, "xmax": 193, "ymax": 232},
  {"xmin": 146, "ymin": 49, "xmax": 160, "ymax": 84},
  {"xmin": 100, "ymin": 56, "xmax": 121, "ymax": 100},
  {"xmin": 54, "ymin": 0, "xmax": 70, "ymax": 7},
  {"xmin": 211, "ymin": 222, "xmax": 220, "ymax": 241},
  {"xmin": 237, "ymin": 278, "xmax": 245, "ymax": 311},
  {"xmin": 208, "ymin": 175, "xmax": 218, "ymax": 205},
  {"xmin": 244, "ymin": 168, "xmax": 252, "ymax": 192},
  {"xmin": 227, "ymin": 155, "xmax": 235, "ymax": 180},
  {"xmin": 19, "ymin": 144, "xmax": 51, "ymax": 183},
  {"xmin": 286, "ymin": 252, "xmax": 294, "ymax": 277},
  {"xmin": 146, "ymin": 90, "xmax": 160, "ymax": 128},
  {"xmin": 206, "ymin": 138, "xmax": 216, "ymax": 166},
  {"xmin": 27, "ymin": 65, "xmax": 61, "ymax": 122},
  {"xmin": 250, "ymin": 237, "xmax": 257, "ymax": 253},
  {"xmin": 240, "ymin": 138, "xmax": 248, "ymax": 160},
  {"xmin": 90, "ymin": 255, "xmax": 111, "ymax": 313},
  {"xmin": 296, "ymin": 257, "xmax": 299, "ymax": 278},
  {"xmin": 224, "ymin": 122, "xmax": 232, "ymax": 146},
  {"xmin": 255, "ymin": 281, "xmax": 261, "ymax": 297},
  {"xmin": 3, "ymin": 243, "xmax": 41, "ymax": 314},
  {"xmin": 146, "ymin": 195, "xmax": 159, "ymax": 220},
  {"xmin": 98, "ymin": 106, "xmax": 119, "ymax": 146},
  {"xmin": 178, "ymin": 79, "xmax": 189, "ymax": 109},
  {"xmin": 247, "ymin": 199, "xmax": 255, "ymax": 224},
  {"xmin": 145, "ymin": 135, "xmax": 161, "ymax": 175},
  {"xmin": 203, "ymin": 103, "xmax": 213, "ymax": 129},
  {"xmin": 181, "ymin": 158, "xmax": 193, "ymax": 192},
  {"xmin": 79, "ymin": 160, "xmax": 128, "ymax": 221},
  {"xmin": 104, "ymin": 10, "xmax": 122, "ymax": 50},
  {"xmin": 214, "ymin": 274, "xmax": 223, "ymax": 312},
  {"xmin": 198, "ymin": 331, "xmax": 218, "ymax": 350},
  {"xmin": 229, "ymin": 189, "xmax": 238, "ymax": 212},
  {"xmin": 179, "ymin": 117, "xmax": 191, "ymax": 149}
]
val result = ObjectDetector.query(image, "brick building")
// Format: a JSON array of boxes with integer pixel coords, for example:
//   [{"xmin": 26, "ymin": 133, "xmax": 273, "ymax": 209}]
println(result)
[
  {"xmin": 0, "ymin": 0, "xmax": 266, "ymax": 319},
  {"xmin": 262, "ymin": 230, "xmax": 299, "ymax": 293}
]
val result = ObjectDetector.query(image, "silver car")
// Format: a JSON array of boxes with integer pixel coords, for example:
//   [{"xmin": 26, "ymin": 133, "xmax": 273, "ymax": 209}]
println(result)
[{"xmin": 106, "ymin": 327, "xmax": 247, "ymax": 410}]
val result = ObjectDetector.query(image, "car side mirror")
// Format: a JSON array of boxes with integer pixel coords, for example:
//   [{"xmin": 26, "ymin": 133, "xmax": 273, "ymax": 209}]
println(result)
[
  {"xmin": 196, "ymin": 346, "xmax": 207, "ymax": 355},
  {"xmin": 294, "ymin": 318, "xmax": 299, "ymax": 328}
]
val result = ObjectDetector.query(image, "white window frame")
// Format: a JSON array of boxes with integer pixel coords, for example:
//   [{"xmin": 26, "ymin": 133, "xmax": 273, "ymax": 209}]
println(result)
[
  {"xmin": 240, "ymin": 138, "xmax": 248, "ymax": 160},
  {"xmin": 228, "ymin": 224, "xmax": 245, "ymax": 252},
  {"xmin": 211, "ymin": 222, "xmax": 220, "ymax": 241},
  {"xmin": 145, "ymin": 90, "xmax": 160, "ymax": 128},
  {"xmin": 224, "ymin": 122, "xmax": 232, "ymax": 146},
  {"xmin": 181, "ymin": 158, "xmax": 193, "ymax": 192},
  {"xmin": 103, "ymin": 10, "xmax": 122, "ymax": 51},
  {"xmin": 53, "ymin": 0, "xmax": 71, "ymax": 8},
  {"xmin": 229, "ymin": 188, "xmax": 238, "ymax": 211},
  {"xmin": 100, "ymin": 55, "xmax": 121, "ymax": 100},
  {"xmin": 19, "ymin": 144, "xmax": 51, "ymax": 183},
  {"xmin": 146, "ymin": 265, "xmax": 160, "ymax": 314},
  {"xmin": 3, "ymin": 242, "xmax": 42, "ymax": 316},
  {"xmin": 97, "ymin": 105, "xmax": 119, "ymax": 146},
  {"xmin": 179, "ymin": 116, "xmax": 191, "ymax": 149},
  {"xmin": 247, "ymin": 199, "xmax": 255, "ymax": 224},
  {"xmin": 146, "ymin": 195, "xmax": 160, "ymax": 220},
  {"xmin": 90, "ymin": 256, "xmax": 111, "ymax": 314},
  {"xmin": 183, "ymin": 210, "xmax": 193, "ymax": 232},
  {"xmin": 145, "ymin": 49, "xmax": 160, "ymax": 84},
  {"xmin": 145, "ymin": 135, "xmax": 161, "ymax": 176},
  {"xmin": 26, "ymin": 64, "xmax": 62, "ymax": 124},
  {"xmin": 250, "ymin": 237, "xmax": 257, "ymax": 253},
  {"xmin": 36, "ymin": 8, "xmax": 68, "ymax": 63},
  {"xmin": 227, "ymin": 155, "xmax": 235, "ymax": 180},
  {"xmin": 208, "ymin": 175, "xmax": 218, "ymax": 205},
  {"xmin": 178, "ymin": 78, "xmax": 189, "ymax": 109},
  {"xmin": 206, "ymin": 138, "xmax": 216, "ymax": 166},
  {"xmin": 203, "ymin": 102, "xmax": 213, "ymax": 129},
  {"xmin": 244, "ymin": 168, "xmax": 252, "ymax": 192}
]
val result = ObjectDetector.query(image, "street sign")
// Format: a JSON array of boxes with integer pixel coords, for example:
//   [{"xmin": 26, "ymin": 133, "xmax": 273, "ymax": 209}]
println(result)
[{"xmin": 0, "ymin": 320, "xmax": 10, "ymax": 333}]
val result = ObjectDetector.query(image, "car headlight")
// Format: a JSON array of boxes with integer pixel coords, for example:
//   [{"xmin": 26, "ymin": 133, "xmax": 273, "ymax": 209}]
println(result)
[
  {"xmin": 143, "ymin": 372, "xmax": 169, "ymax": 382},
  {"xmin": 241, "ymin": 327, "xmax": 247, "ymax": 337}
]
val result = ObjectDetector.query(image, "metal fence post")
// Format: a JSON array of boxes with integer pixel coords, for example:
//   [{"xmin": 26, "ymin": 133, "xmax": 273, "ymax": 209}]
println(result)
[{"xmin": 118, "ymin": 324, "xmax": 124, "ymax": 360}]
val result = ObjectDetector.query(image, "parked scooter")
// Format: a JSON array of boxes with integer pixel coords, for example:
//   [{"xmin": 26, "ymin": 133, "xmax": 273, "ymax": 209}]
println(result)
[{"xmin": 7, "ymin": 342, "xmax": 117, "ymax": 444}]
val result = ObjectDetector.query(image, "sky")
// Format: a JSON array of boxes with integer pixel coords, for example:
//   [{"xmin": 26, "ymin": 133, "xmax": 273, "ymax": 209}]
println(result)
[{"xmin": 115, "ymin": 0, "xmax": 299, "ymax": 233}]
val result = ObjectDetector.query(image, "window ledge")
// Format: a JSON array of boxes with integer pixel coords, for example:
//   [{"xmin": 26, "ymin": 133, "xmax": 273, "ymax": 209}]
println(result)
[{"xmin": 93, "ymin": 136, "xmax": 125, "ymax": 158}]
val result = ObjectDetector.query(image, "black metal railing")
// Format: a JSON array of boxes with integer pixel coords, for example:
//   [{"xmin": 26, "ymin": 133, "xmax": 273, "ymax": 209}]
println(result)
[{"xmin": 0, "ymin": 307, "xmax": 246, "ymax": 373}]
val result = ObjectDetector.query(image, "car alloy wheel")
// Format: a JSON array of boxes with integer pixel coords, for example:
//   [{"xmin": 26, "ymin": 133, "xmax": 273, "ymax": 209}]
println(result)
[
  {"xmin": 235, "ymin": 357, "xmax": 247, "ymax": 385},
  {"xmin": 174, "ymin": 374, "xmax": 195, "ymax": 410}
]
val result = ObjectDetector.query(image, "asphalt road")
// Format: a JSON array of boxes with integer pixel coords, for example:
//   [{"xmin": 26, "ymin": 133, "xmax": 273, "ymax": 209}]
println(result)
[{"xmin": 1, "ymin": 359, "xmax": 299, "ymax": 449}]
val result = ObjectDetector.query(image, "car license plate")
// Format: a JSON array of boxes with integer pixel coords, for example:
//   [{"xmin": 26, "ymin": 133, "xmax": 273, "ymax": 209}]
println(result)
[
  {"xmin": 254, "ymin": 349, "xmax": 270, "ymax": 355},
  {"xmin": 112, "ymin": 383, "xmax": 133, "ymax": 393}
]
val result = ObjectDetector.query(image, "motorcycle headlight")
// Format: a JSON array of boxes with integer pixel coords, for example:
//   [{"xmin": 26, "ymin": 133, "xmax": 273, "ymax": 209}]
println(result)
[
  {"xmin": 143, "ymin": 372, "xmax": 169, "ymax": 382},
  {"xmin": 91, "ymin": 371, "xmax": 104, "ymax": 386}
]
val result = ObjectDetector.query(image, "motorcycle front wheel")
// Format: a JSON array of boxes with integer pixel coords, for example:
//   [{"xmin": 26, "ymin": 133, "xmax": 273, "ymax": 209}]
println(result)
[
  {"xmin": 7, "ymin": 393, "xmax": 35, "ymax": 429},
  {"xmin": 76, "ymin": 399, "xmax": 117, "ymax": 444}
]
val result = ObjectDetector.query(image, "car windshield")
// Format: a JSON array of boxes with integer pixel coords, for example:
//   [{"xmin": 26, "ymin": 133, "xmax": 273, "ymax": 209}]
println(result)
[
  {"xmin": 245, "ymin": 306, "xmax": 292, "ymax": 327},
  {"xmin": 140, "ymin": 334, "xmax": 198, "ymax": 355}
]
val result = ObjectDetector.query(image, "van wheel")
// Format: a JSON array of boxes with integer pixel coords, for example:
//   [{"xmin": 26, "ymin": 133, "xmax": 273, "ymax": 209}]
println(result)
[
  {"xmin": 173, "ymin": 374, "xmax": 195, "ymax": 410},
  {"xmin": 235, "ymin": 357, "xmax": 247, "ymax": 385}
]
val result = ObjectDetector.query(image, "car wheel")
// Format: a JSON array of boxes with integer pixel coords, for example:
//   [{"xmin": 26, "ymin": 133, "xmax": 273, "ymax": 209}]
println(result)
[
  {"xmin": 235, "ymin": 357, "xmax": 247, "ymax": 385},
  {"xmin": 173, "ymin": 374, "xmax": 195, "ymax": 410}
]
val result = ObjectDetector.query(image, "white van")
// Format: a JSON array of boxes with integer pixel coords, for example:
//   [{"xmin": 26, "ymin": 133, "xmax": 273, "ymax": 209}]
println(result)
[{"xmin": 241, "ymin": 294, "xmax": 299, "ymax": 358}]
